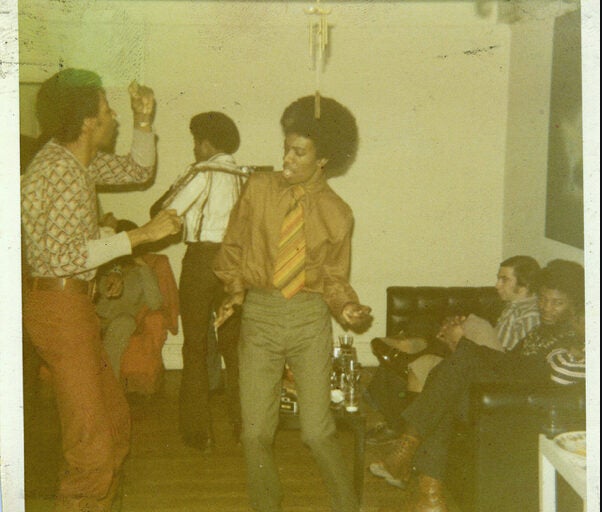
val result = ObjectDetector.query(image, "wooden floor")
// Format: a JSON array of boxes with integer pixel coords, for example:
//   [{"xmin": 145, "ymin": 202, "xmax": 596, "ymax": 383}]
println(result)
[{"xmin": 24, "ymin": 369, "xmax": 462, "ymax": 512}]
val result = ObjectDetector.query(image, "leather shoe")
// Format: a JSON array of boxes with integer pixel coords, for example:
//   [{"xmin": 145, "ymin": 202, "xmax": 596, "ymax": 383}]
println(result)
[
  {"xmin": 371, "ymin": 338, "xmax": 428, "ymax": 376},
  {"xmin": 369, "ymin": 432, "xmax": 419, "ymax": 490},
  {"xmin": 407, "ymin": 474, "xmax": 449, "ymax": 512},
  {"xmin": 381, "ymin": 433, "xmax": 420, "ymax": 483}
]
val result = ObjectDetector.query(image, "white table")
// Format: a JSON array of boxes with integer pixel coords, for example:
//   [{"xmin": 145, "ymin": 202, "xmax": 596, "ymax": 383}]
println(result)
[{"xmin": 539, "ymin": 433, "xmax": 587, "ymax": 512}]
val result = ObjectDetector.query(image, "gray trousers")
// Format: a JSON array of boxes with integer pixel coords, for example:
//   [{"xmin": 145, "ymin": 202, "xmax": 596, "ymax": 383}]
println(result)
[
  {"xmin": 239, "ymin": 289, "xmax": 359, "ymax": 512},
  {"xmin": 103, "ymin": 314, "xmax": 137, "ymax": 380}
]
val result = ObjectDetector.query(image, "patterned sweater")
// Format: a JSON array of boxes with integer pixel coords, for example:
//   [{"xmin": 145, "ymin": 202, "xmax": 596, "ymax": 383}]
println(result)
[
  {"xmin": 21, "ymin": 132, "xmax": 155, "ymax": 281},
  {"xmin": 546, "ymin": 347, "xmax": 586, "ymax": 385},
  {"xmin": 512, "ymin": 321, "xmax": 584, "ymax": 385}
]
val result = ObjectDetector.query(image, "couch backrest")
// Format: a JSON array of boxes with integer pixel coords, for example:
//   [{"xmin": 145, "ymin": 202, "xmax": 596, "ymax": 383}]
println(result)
[{"xmin": 386, "ymin": 286, "xmax": 504, "ymax": 337}]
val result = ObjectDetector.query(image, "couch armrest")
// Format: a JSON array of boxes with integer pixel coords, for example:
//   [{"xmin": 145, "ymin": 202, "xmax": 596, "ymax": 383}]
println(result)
[
  {"xmin": 470, "ymin": 382, "xmax": 586, "ymax": 412},
  {"xmin": 469, "ymin": 382, "xmax": 586, "ymax": 437}
]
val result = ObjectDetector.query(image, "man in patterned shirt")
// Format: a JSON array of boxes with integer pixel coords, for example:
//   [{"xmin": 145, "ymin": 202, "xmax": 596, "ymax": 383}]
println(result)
[
  {"xmin": 434, "ymin": 255, "xmax": 542, "ymax": 352},
  {"xmin": 21, "ymin": 68, "xmax": 181, "ymax": 512},
  {"xmin": 401, "ymin": 255, "xmax": 541, "ymax": 388},
  {"xmin": 493, "ymin": 254, "xmax": 541, "ymax": 350}
]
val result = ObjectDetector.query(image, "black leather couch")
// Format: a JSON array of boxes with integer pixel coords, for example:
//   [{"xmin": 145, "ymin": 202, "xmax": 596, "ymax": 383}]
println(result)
[{"xmin": 382, "ymin": 286, "xmax": 586, "ymax": 512}]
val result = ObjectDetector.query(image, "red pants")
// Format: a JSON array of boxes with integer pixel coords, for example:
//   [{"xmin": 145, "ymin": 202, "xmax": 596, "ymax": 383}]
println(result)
[{"xmin": 24, "ymin": 289, "xmax": 130, "ymax": 512}]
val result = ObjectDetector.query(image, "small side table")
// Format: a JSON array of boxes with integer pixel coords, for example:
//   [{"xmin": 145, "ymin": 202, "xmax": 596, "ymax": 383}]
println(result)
[
  {"xmin": 331, "ymin": 405, "xmax": 366, "ymax": 504},
  {"xmin": 539, "ymin": 433, "xmax": 587, "ymax": 512},
  {"xmin": 279, "ymin": 406, "xmax": 366, "ymax": 503}
]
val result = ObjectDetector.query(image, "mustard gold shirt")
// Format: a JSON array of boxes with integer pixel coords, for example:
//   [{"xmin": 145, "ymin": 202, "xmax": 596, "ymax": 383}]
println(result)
[{"xmin": 214, "ymin": 171, "xmax": 359, "ymax": 319}]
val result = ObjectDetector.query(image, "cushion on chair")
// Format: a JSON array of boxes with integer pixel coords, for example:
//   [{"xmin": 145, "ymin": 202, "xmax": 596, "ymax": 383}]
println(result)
[{"xmin": 120, "ymin": 254, "xmax": 180, "ymax": 396}]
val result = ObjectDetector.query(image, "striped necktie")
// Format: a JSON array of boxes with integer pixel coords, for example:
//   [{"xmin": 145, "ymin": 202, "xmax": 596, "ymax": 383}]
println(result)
[{"xmin": 273, "ymin": 186, "xmax": 306, "ymax": 298}]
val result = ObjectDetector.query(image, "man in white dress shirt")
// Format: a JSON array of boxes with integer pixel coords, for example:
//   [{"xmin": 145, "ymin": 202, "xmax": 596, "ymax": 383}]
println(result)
[{"xmin": 155, "ymin": 112, "xmax": 243, "ymax": 451}]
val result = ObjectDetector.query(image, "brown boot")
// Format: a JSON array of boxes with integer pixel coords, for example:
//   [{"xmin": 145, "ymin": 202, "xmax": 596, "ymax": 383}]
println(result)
[
  {"xmin": 370, "ymin": 432, "xmax": 421, "ymax": 488},
  {"xmin": 409, "ymin": 474, "xmax": 449, "ymax": 512},
  {"xmin": 384, "ymin": 433, "xmax": 421, "ymax": 482}
]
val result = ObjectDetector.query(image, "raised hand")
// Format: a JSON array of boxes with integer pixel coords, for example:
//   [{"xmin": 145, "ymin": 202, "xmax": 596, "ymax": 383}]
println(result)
[{"xmin": 128, "ymin": 80, "xmax": 155, "ymax": 128}]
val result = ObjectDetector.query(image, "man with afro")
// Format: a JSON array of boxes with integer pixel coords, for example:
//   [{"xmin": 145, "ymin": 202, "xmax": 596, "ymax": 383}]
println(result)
[{"xmin": 214, "ymin": 96, "xmax": 371, "ymax": 512}]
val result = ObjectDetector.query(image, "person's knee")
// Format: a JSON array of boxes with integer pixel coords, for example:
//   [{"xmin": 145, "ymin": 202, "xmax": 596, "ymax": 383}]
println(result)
[
  {"xmin": 240, "ymin": 424, "xmax": 274, "ymax": 448},
  {"xmin": 106, "ymin": 314, "xmax": 136, "ymax": 335},
  {"xmin": 300, "ymin": 423, "xmax": 336, "ymax": 449}
]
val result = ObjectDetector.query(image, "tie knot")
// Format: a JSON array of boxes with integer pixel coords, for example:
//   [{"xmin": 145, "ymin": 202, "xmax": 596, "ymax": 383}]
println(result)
[{"xmin": 291, "ymin": 185, "xmax": 305, "ymax": 203}]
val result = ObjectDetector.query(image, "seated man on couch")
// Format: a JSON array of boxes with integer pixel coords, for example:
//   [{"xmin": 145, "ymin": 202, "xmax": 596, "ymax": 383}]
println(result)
[
  {"xmin": 412, "ymin": 254, "xmax": 543, "ymax": 380},
  {"xmin": 366, "ymin": 255, "xmax": 542, "ymax": 445},
  {"xmin": 369, "ymin": 259, "xmax": 586, "ymax": 512},
  {"xmin": 479, "ymin": 254, "xmax": 542, "ymax": 351},
  {"xmin": 410, "ymin": 254, "xmax": 543, "ymax": 387}
]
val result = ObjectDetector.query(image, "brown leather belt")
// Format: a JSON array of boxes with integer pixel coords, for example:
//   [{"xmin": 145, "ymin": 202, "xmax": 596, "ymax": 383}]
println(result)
[{"xmin": 30, "ymin": 277, "xmax": 96, "ymax": 298}]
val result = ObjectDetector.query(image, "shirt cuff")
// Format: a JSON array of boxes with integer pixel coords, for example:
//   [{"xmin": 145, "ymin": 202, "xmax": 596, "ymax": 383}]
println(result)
[
  {"xmin": 131, "ymin": 129, "xmax": 156, "ymax": 168},
  {"xmin": 224, "ymin": 279, "xmax": 246, "ymax": 298},
  {"xmin": 85, "ymin": 231, "xmax": 132, "ymax": 270}
]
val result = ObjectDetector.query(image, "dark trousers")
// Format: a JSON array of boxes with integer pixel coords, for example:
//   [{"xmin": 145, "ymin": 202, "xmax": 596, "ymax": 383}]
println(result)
[
  {"xmin": 402, "ymin": 340, "xmax": 526, "ymax": 480},
  {"xmin": 365, "ymin": 365, "xmax": 408, "ymax": 431},
  {"xmin": 178, "ymin": 242, "xmax": 241, "ymax": 438}
]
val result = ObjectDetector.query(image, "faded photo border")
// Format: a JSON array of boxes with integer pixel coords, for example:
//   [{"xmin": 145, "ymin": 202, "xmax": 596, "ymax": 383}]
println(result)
[
  {"xmin": 1, "ymin": 1, "xmax": 600, "ymax": 511},
  {"xmin": 1, "ymin": 0, "xmax": 24, "ymax": 510}
]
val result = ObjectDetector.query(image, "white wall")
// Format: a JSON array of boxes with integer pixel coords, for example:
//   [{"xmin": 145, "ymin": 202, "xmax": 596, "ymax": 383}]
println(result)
[
  {"xmin": 19, "ymin": 1, "xmax": 523, "ymax": 365},
  {"xmin": 503, "ymin": 1, "xmax": 584, "ymax": 265}
]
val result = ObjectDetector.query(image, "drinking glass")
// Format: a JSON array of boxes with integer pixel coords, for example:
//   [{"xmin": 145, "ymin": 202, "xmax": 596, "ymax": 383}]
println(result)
[
  {"xmin": 338, "ymin": 334, "xmax": 354, "ymax": 347},
  {"xmin": 344, "ymin": 369, "xmax": 360, "ymax": 412}
]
